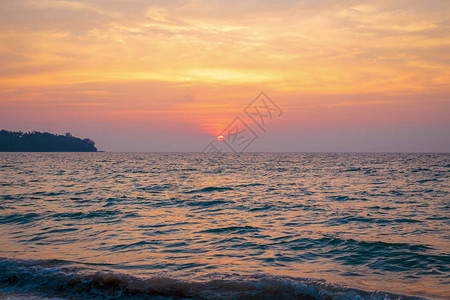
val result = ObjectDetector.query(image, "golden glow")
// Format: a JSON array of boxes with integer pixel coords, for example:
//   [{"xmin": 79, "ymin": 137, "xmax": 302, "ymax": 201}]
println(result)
[{"xmin": 0, "ymin": 0, "xmax": 449, "ymax": 140}]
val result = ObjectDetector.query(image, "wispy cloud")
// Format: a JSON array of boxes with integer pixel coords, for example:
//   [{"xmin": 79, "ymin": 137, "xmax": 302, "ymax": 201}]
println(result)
[{"xmin": 0, "ymin": 0, "xmax": 449, "ymax": 148}]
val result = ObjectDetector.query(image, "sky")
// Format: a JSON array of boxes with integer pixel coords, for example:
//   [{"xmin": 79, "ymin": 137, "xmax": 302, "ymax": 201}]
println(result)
[{"xmin": 0, "ymin": 0, "xmax": 449, "ymax": 152}]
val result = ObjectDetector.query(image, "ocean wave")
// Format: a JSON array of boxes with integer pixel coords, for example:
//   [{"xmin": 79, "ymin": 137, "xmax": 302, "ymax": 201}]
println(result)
[
  {"xmin": 0, "ymin": 212, "xmax": 42, "ymax": 225},
  {"xmin": 328, "ymin": 215, "xmax": 423, "ymax": 225},
  {"xmin": 0, "ymin": 258, "xmax": 425, "ymax": 300},
  {"xmin": 185, "ymin": 186, "xmax": 234, "ymax": 193},
  {"xmin": 186, "ymin": 199, "xmax": 232, "ymax": 207},
  {"xmin": 268, "ymin": 236, "xmax": 449, "ymax": 273},
  {"xmin": 200, "ymin": 225, "xmax": 260, "ymax": 234},
  {"xmin": 51, "ymin": 210, "xmax": 139, "ymax": 220}
]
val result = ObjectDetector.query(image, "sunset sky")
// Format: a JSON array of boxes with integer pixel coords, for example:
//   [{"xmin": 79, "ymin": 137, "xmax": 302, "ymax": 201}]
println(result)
[{"xmin": 0, "ymin": 0, "xmax": 449, "ymax": 151}]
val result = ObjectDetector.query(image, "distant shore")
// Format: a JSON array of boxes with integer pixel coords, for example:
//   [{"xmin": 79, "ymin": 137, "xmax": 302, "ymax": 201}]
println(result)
[{"xmin": 0, "ymin": 130, "xmax": 97, "ymax": 152}]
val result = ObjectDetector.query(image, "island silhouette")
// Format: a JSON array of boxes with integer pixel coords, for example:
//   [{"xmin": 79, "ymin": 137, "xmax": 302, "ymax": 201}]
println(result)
[{"xmin": 0, "ymin": 130, "xmax": 97, "ymax": 152}]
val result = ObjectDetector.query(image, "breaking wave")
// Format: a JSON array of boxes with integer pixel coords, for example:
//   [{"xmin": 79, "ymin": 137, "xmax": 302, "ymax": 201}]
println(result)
[{"xmin": 0, "ymin": 258, "xmax": 424, "ymax": 300}]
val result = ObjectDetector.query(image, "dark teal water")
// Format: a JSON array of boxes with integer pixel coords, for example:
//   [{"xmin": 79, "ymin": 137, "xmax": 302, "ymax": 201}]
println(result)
[{"xmin": 0, "ymin": 153, "xmax": 449, "ymax": 299}]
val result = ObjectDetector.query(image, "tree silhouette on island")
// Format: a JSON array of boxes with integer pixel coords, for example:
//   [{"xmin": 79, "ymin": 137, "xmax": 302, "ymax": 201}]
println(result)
[{"xmin": 0, "ymin": 130, "xmax": 97, "ymax": 152}]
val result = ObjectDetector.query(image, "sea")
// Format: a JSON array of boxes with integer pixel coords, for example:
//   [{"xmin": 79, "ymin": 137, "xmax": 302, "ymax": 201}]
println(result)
[{"xmin": 0, "ymin": 153, "xmax": 448, "ymax": 299}]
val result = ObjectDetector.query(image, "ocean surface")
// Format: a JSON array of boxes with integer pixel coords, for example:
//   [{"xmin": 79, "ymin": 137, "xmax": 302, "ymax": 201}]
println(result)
[{"xmin": 0, "ymin": 153, "xmax": 449, "ymax": 299}]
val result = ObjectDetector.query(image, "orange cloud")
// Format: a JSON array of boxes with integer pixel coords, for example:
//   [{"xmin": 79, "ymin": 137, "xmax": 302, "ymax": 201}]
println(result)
[{"xmin": 0, "ymin": 0, "xmax": 449, "ymax": 148}]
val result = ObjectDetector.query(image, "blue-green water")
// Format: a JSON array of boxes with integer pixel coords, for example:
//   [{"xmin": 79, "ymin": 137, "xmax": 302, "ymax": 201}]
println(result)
[{"xmin": 0, "ymin": 153, "xmax": 449, "ymax": 299}]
